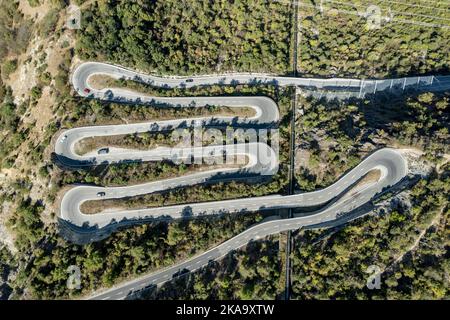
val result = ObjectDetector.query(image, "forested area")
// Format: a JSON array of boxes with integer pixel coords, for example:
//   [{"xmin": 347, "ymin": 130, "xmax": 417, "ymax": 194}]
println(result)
[
  {"xmin": 0, "ymin": 84, "xmax": 28, "ymax": 169},
  {"xmin": 291, "ymin": 168, "xmax": 449, "ymax": 299},
  {"xmin": 295, "ymin": 90, "xmax": 449, "ymax": 191},
  {"xmin": 140, "ymin": 237, "xmax": 283, "ymax": 299},
  {"xmin": 76, "ymin": 0, "xmax": 292, "ymax": 75},
  {"xmin": 0, "ymin": 245, "xmax": 15, "ymax": 299},
  {"xmin": 292, "ymin": 87, "xmax": 449, "ymax": 299},
  {"xmin": 298, "ymin": 0, "xmax": 450, "ymax": 77},
  {"xmin": 382, "ymin": 185, "xmax": 449, "ymax": 299},
  {"xmin": 5, "ymin": 160, "xmax": 285, "ymax": 299},
  {"xmin": 9, "ymin": 207, "xmax": 265, "ymax": 298}
]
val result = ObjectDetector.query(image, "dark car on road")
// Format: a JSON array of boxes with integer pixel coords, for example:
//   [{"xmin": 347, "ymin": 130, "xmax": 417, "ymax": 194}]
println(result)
[
  {"xmin": 98, "ymin": 148, "xmax": 109, "ymax": 155},
  {"xmin": 172, "ymin": 268, "xmax": 190, "ymax": 279}
]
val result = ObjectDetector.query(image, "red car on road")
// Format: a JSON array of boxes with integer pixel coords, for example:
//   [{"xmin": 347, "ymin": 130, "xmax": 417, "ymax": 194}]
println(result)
[{"xmin": 83, "ymin": 88, "xmax": 91, "ymax": 94}]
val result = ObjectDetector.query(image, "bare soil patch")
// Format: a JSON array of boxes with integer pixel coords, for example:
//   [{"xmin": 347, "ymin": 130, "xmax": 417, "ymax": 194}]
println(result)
[
  {"xmin": 348, "ymin": 169, "xmax": 381, "ymax": 195},
  {"xmin": 87, "ymin": 75, "xmax": 117, "ymax": 90}
]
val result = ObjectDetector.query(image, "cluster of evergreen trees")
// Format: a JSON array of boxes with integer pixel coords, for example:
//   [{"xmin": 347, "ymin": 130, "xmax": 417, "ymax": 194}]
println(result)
[
  {"xmin": 291, "ymin": 168, "xmax": 449, "ymax": 299},
  {"xmin": 139, "ymin": 237, "xmax": 283, "ymax": 300},
  {"xmin": 296, "ymin": 90, "xmax": 449, "ymax": 191},
  {"xmin": 76, "ymin": 0, "xmax": 292, "ymax": 75},
  {"xmin": 298, "ymin": 0, "xmax": 450, "ymax": 78},
  {"xmin": 15, "ymin": 211, "xmax": 264, "ymax": 299}
]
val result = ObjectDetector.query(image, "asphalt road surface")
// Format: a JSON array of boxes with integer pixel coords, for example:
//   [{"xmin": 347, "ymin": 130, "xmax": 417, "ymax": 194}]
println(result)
[
  {"xmin": 87, "ymin": 148, "xmax": 407, "ymax": 300},
  {"xmin": 74, "ymin": 61, "xmax": 450, "ymax": 93},
  {"xmin": 56, "ymin": 62, "xmax": 419, "ymax": 300}
]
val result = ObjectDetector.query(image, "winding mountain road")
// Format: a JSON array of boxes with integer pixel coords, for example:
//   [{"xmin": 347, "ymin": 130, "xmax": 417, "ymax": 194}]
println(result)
[
  {"xmin": 87, "ymin": 148, "xmax": 407, "ymax": 300},
  {"xmin": 54, "ymin": 62, "xmax": 433, "ymax": 300}
]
